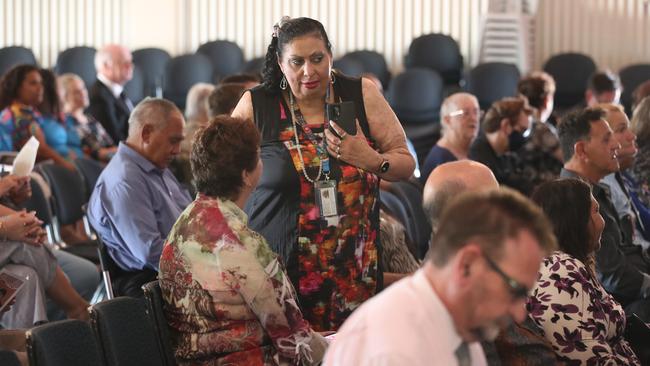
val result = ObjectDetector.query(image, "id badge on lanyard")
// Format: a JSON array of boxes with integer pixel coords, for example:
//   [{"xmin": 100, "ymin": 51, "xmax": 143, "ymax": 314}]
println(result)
[{"xmin": 314, "ymin": 179, "xmax": 339, "ymax": 226}]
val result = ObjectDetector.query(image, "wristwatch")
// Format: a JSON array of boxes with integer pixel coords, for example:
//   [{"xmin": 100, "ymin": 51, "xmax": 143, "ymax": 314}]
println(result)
[{"xmin": 379, "ymin": 159, "xmax": 390, "ymax": 174}]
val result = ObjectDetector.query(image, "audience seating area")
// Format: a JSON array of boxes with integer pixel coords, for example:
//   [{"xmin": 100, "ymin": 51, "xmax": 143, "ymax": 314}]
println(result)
[
  {"xmin": 4, "ymin": 31, "xmax": 650, "ymax": 365},
  {"xmin": 3, "ymin": 37, "xmax": 649, "ymax": 166}
]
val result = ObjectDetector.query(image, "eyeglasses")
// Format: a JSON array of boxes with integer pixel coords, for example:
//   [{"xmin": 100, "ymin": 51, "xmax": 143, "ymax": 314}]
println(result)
[
  {"xmin": 448, "ymin": 108, "xmax": 484, "ymax": 119},
  {"xmin": 483, "ymin": 254, "xmax": 530, "ymax": 300}
]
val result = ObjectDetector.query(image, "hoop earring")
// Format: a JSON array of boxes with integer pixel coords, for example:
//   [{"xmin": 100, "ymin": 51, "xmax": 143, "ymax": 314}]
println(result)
[
  {"xmin": 280, "ymin": 75, "xmax": 288, "ymax": 90},
  {"xmin": 331, "ymin": 71, "xmax": 336, "ymax": 85}
]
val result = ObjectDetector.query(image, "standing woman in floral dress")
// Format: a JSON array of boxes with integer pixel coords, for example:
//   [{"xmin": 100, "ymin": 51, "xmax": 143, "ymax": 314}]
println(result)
[{"xmin": 232, "ymin": 17, "xmax": 414, "ymax": 331}]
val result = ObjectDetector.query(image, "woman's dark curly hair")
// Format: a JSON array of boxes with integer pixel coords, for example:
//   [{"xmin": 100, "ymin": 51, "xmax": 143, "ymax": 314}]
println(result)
[
  {"xmin": 261, "ymin": 17, "xmax": 332, "ymax": 93},
  {"xmin": 531, "ymin": 179, "xmax": 596, "ymax": 272},
  {"xmin": 38, "ymin": 68, "xmax": 62, "ymax": 119},
  {"xmin": 0, "ymin": 64, "xmax": 40, "ymax": 110},
  {"xmin": 190, "ymin": 115, "xmax": 261, "ymax": 200}
]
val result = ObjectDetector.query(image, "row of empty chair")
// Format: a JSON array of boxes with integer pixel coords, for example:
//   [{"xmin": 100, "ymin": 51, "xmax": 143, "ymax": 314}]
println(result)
[{"xmin": 23, "ymin": 281, "xmax": 173, "ymax": 366}]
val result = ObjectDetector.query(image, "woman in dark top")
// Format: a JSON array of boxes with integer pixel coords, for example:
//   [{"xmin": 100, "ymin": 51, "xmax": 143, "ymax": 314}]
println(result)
[{"xmin": 232, "ymin": 17, "xmax": 414, "ymax": 331}]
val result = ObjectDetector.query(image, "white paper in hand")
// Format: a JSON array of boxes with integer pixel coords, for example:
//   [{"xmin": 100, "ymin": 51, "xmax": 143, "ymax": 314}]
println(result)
[{"xmin": 12, "ymin": 136, "xmax": 39, "ymax": 177}]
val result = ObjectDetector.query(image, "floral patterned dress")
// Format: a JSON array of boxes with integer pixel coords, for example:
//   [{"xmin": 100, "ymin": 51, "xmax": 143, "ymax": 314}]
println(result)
[
  {"xmin": 278, "ymin": 106, "xmax": 379, "ymax": 331},
  {"xmin": 526, "ymin": 251, "xmax": 640, "ymax": 365},
  {"xmin": 248, "ymin": 77, "xmax": 380, "ymax": 332},
  {"xmin": 159, "ymin": 195, "xmax": 327, "ymax": 366},
  {"xmin": 0, "ymin": 103, "xmax": 41, "ymax": 151}
]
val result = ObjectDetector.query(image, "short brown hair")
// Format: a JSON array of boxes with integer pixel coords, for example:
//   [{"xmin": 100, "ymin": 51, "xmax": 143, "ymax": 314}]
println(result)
[
  {"xmin": 517, "ymin": 72, "xmax": 555, "ymax": 110},
  {"xmin": 190, "ymin": 115, "xmax": 261, "ymax": 199},
  {"xmin": 482, "ymin": 96, "xmax": 532, "ymax": 133},
  {"xmin": 429, "ymin": 188, "xmax": 556, "ymax": 267},
  {"xmin": 208, "ymin": 83, "xmax": 246, "ymax": 117}
]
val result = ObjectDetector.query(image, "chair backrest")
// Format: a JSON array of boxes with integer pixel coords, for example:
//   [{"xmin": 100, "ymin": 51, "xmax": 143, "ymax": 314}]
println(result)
[
  {"xmin": 619, "ymin": 63, "xmax": 650, "ymax": 116},
  {"xmin": 96, "ymin": 238, "xmax": 117, "ymax": 300},
  {"xmin": 163, "ymin": 54, "xmax": 213, "ymax": 110},
  {"xmin": 543, "ymin": 52, "xmax": 596, "ymax": 110},
  {"xmin": 242, "ymin": 56, "xmax": 265, "ymax": 75},
  {"xmin": 132, "ymin": 47, "xmax": 171, "ymax": 98},
  {"xmin": 465, "ymin": 62, "xmax": 521, "ymax": 110},
  {"xmin": 196, "ymin": 40, "xmax": 245, "ymax": 82},
  {"xmin": 333, "ymin": 57, "xmax": 365, "ymax": 78},
  {"xmin": 0, "ymin": 46, "xmax": 37, "ymax": 77},
  {"xmin": 380, "ymin": 190, "xmax": 413, "ymax": 244},
  {"xmin": 142, "ymin": 280, "xmax": 177, "ymax": 366},
  {"xmin": 38, "ymin": 163, "xmax": 86, "ymax": 225},
  {"xmin": 387, "ymin": 68, "xmax": 444, "ymax": 163},
  {"xmin": 124, "ymin": 64, "xmax": 146, "ymax": 104},
  {"xmin": 389, "ymin": 181, "xmax": 431, "ymax": 260},
  {"xmin": 26, "ymin": 319, "xmax": 102, "ymax": 366},
  {"xmin": 405, "ymin": 33, "xmax": 463, "ymax": 86},
  {"xmin": 90, "ymin": 297, "xmax": 165, "ymax": 366},
  {"xmin": 343, "ymin": 50, "xmax": 391, "ymax": 88},
  {"xmin": 54, "ymin": 46, "xmax": 97, "ymax": 90},
  {"xmin": 74, "ymin": 157, "xmax": 105, "ymax": 200},
  {"xmin": 22, "ymin": 176, "xmax": 56, "ymax": 244},
  {"xmin": 0, "ymin": 350, "xmax": 20, "ymax": 366}
]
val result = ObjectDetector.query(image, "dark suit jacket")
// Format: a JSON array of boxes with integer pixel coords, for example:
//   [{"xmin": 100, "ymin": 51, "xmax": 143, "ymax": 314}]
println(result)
[{"xmin": 86, "ymin": 80, "xmax": 130, "ymax": 142}]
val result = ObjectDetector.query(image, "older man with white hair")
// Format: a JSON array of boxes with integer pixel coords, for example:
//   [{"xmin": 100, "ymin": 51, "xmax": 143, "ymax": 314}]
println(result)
[
  {"xmin": 87, "ymin": 44, "xmax": 134, "ymax": 142},
  {"xmin": 88, "ymin": 98, "xmax": 191, "ymax": 297}
]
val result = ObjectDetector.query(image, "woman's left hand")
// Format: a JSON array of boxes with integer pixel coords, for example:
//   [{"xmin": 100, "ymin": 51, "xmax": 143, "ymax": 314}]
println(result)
[{"xmin": 324, "ymin": 120, "xmax": 379, "ymax": 172}]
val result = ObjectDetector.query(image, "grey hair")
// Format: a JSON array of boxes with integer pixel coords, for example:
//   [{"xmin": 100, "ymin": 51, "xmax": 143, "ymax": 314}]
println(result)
[
  {"xmin": 94, "ymin": 47, "xmax": 112, "ymax": 71},
  {"xmin": 57, "ymin": 73, "xmax": 84, "ymax": 100},
  {"xmin": 423, "ymin": 178, "xmax": 467, "ymax": 234},
  {"xmin": 128, "ymin": 97, "xmax": 181, "ymax": 138},
  {"xmin": 632, "ymin": 96, "xmax": 650, "ymax": 142},
  {"xmin": 184, "ymin": 83, "xmax": 215, "ymax": 122}
]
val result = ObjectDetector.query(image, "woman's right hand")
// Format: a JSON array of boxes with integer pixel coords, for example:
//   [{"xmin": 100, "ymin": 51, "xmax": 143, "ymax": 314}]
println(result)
[
  {"xmin": 0, "ymin": 175, "xmax": 28, "ymax": 198},
  {"xmin": 1, "ymin": 210, "xmax": 45, "ymax": 246}
]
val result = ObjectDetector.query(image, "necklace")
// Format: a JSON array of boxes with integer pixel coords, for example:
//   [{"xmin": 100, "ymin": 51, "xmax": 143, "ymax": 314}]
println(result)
[{"xmin": 287, "ymin": 89, "xmax": 331, "ymax": 183}]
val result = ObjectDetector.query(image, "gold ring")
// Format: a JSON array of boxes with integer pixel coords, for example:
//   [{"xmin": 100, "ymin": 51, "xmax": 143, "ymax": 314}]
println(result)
[
  {"xmin": 336, "ymin": 145, "xmax": 340, "ymax": 154},
  {"xmin": 336, "ymin": 153, "xmax": 341, "ymax": 159}
]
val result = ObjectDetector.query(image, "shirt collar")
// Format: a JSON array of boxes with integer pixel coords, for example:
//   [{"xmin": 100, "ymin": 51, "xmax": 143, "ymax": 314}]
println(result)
[
  {"xmin": 412, "ymin": 268, "xmax": 464, "ymax": 353},
  {"xmin": 118, "ymin": 142, "xmax": 161, "ymax": 174},
  {"xmin": 97, "ymin": 74, "xmax": 124, "ymax": 99}
]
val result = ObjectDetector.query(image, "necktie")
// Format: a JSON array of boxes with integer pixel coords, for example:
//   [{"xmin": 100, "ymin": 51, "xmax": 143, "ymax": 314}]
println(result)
[
  {"xmin": 120, "ymin": 91, "xmax": 134, "ymax": 112},
  {"xmin": 455, "ymin": 342, "xmax": 471, "ymax": 366}
]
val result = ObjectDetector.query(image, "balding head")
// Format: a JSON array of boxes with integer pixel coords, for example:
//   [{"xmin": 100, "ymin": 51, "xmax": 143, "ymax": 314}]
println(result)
[
  {"xmin": 423, "ymin": 160, "xmax": 498, "ymax": 231},
  {"xmin": 95, "ymin": 44, "xmax": 133, "ymax": 85}
]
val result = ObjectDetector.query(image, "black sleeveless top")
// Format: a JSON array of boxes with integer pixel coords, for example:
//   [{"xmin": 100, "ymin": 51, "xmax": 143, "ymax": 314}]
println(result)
[{"xmin": 246, "ymin": 74, "xmax": 373, "ymax": 263}]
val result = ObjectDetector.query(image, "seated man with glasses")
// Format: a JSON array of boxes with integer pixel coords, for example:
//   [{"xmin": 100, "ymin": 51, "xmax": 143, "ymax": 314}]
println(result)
[
  {"xmin": 469, "ymin": 96, "xmax": 536, "ymax": 195},
  {"xmin": 324, "ymin": 186, "xmax": 557, "ymax": 366},
  {"xmin": 420, "ymin": 93, "xmax": 481, "ymax": 183}
]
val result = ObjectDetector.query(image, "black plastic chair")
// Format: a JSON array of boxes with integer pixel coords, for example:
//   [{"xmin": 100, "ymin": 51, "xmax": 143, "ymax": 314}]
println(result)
[
  {"xmin": 333, "ymin": 57, "xmax": 365, "ymax": 78},
  {"xmin": 124, "ymin": 64, "xmax": 146, "ymax": 105},
  {"xmin": 465, "ymin": 62, "xmax": 521, "ymax": 111},
  {"xmin": 163, "ymin": 54, "xmax": 213, "ymax": 110},
  {"xmin": 404, "ymin": 33, "xmax": 464, "ymax": 87},
  {"xmin": 241, "ymin": 56, "xmax": 265, "ymax": 75},
  {"xmin": 0, "ymin": 350, "xmax": 20, "ymax": 366},
  {"xmin": 389, "ymin": 181, "xmax": 431, "ymax": 260},
  {"xmin": 74, "ymin": 157, "xmax": 105, "ymax": 200},
  {"xmin": 543, "ymin": 52, "xmax": 597, "ymax": 110},
  {"xmin": 142, "ymin": 280, "xmax": 177, "ymax": 366},
  {"xmin": 132, "ymin": 47, "xmax": 171, "ymax": 98},
  {"xmin": 54, "ymin": 46, "xmax": 97, "ymax": 90},
  {"xmin": 0, "ymin": 46, "xmax": 37, "ymax": 77},
  {"xmin": 380, "ymin": 190, "xmax": 412, "ymax": 243},
  {"xmin": 37, "ymin": 163, "xmax": 98, "ymax": 262},
  {"xmin": 196, "ymin": 40, "xmax": 245, "ymax": 82},
  {"xmin": 341, "ymin": 50, "xmax": 391, "ymax": 88},
  {"xmin": 386, "ymin": 68, "xmax": 444, "ymax": 165},
  {"xmin": 619, "ymin": 63, "xmax": 650, "ymax": 116},
  {"xmin": 26, "ymin": 319, "xmax": 103, "ymax": 366},
  {"xmin": 22, "ymin": 177, "xmax": 56, "ymax": 245},
  {"xmin": 90, "ymin": 297, "xmax": 165, "ymax": 366}
]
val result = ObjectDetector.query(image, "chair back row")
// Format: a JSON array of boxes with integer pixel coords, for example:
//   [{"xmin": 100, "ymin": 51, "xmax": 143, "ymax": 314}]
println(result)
[{"xmin": 26, "ymin": 280, "xmax": 176, "ymax": 366}]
